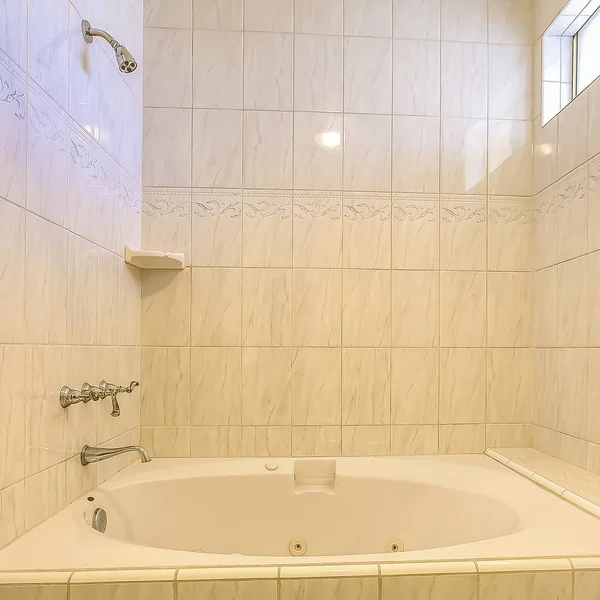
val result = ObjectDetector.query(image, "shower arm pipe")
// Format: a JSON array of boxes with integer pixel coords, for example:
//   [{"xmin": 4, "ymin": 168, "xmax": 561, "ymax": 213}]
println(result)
[{"xmin": 83, "ymin": 24, "xmax": 120, "ymax": 50}]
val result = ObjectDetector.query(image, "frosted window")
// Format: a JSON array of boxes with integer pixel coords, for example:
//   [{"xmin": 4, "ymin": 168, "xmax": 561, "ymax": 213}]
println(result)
[{"xmin": 577, "ymin": 8, "xmax": 600, "ymax": 93}]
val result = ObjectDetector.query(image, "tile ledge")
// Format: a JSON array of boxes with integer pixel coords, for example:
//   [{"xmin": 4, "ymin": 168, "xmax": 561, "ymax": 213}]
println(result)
[{"xmin": 486, "ymin": 447, "xmax": 600, "ymax": 519}]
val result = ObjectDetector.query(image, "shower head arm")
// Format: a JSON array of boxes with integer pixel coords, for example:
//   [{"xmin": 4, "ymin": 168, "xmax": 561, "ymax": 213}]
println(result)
[{"xmin": 82, "ymin": 20, "xmax": 117, "ymax": 47}]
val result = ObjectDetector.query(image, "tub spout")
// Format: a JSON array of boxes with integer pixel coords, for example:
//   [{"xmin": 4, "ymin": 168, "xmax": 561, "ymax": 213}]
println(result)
[{"xmin": 80, "ymin": 444, "xmax": 152, "ymax": 466}]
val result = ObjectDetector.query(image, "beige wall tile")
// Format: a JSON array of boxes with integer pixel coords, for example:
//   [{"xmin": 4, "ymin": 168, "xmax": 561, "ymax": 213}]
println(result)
[
  {"xmin": 192, "ymin": 189, "xmax": 242, "ymax": 267},
  {"xmin": 1, "ymin": 481, "xmax": 25, "ymax": 548},
  {"xmin": 344, "ymin": 0, "xmax": 392, "ymax": 36},
  {"xmin": 576, "ymin": 570, "xmax": 600, "ymax": 600},
  {"xmin": 441, "ymin": 0, "xmax": 487, "ymax": 42},
  {"xmin": 440, "ymin": 198, "xmax": 486, "ymax": 270},
  {"xmin": 441, "ymin": 42, "xmax": 487, "ymax": 118},
  {"xmin": 291, "ymin": 426, "xmax": 342, "ymax": 456},
  {"xmin": 241, "ymin": 426, "xmax": 291, "ymax": 456},
  {"xmin": 294, "ymin": 34, "xmax": 343, "ymax": 111},
  {"xmin": 292, "ymin": 269, "xmax": 341, "ymax": 346},
  {"xmin": 141, "ymin": 427, "xmax": 190, "ymax": 458},
  {"xmin": 0, "ymin": 199, "xmax": 25, "ymax": 343},
  {"xmin": 440, "ymin": 271, "xmax": 486, "ymax": 347},
  {"xmin": 557, "ymin": 256, "xmax": 587, "ymax": 347},
  {"xmin": 244, "ymin": 111, "xmax": 293, "ymax": 189},
  {"xmin": 293, "ymin": 192, "xmax": 342, "ymax": 268},
  {"xmin": 342, "ymin": 426, "xmax": 391, "ymax": 456},
  {"xmin": 342, "ymin": 349, "xmax": 391, "ymax": 425},
  {"xmin": 557, "ymin": 165, "xmax": 588, "ymax": 262},
  {"xmin": 534, "ymin": 116, "xmax": 558, "ymax": 195},
  {"xmin": 141, "ymin": 348, "xmax": 190, "ymax": 426},
  {"xmin": 488, "ymin": 120, "xmax": 533, "ymax": 196},
  {"xmin": 489, "ymin": 45, "xmax": 532, "ymax": 120},
  {"xmin": 392, "ymin": 117, "xmax": 440, "ymax": 193},
  {"xmin": 439, "ymin": 424, "xmax": 486, "ymax": 454},
  {"xmin": 179, "ymin": 579, "xmax": 276, "ymax": 600},
  {"xmin": 486, "ymin": 423, "xmax": 531, "ymax": 448},
  {"xmin": 589, "ymin": 252, "xmax": 600, "ymax": 346},
  {"xmin": 241, "ymin": 269, "xmax": 291, "ymax": 346},
  {"xmin": 535, "ymin": 349, "xmax": 558, "ymax": 430},
  {"xmin": 557, "ymin": 349, "xmax": 587, "ymax": 439},
  {"xmin": 588, "ymin": 349, "xmax": 600, "ymax": 445},
  {"xmin": 441, "ymin": 118, "xmax": 487, "ymax": 194},
  {"xmin": 488, "ymin": 198, "xmax": 532, "ymax": 271},
  {"xmin": 343, "ymin": 114, "xmax": 392, "ymax": 192},
  {"xmin": 0, "ymin": 585, "xmax": 67, "ymax": 600},
  {"xmin": 193, "ymin": 30, "xmax": 242, "ymax": 109},
  {"xmin": 25, "ymin": 214, "xmax": 67, "ymax": 344},
  {"xmin": 242, "ymin": 349, "xmax": 291, "ymax": 425},
  {"xmin": 533, "ymin": 185, "xmax": 558, "ymax": 270},
  {"xmin": 393, "ymin": 0, "xmax": 440, "ymax": 40},
  {"xmin": 589, "ymin": 156, "xmax": 600, "ymax": 253},
  {"xmin": 383, "ymin": 573, "xmax": 477, "ymax": 600},
  {"xmin": 391, "ymin": 425, "xmax": 439, "ymax": 455},
  {"xmin": 192, "ymin": 110, "xmax": 242, "ymax": 188},
  {"xmin": 392, "ymin": 271, "xmax": 439, "ymax": 347},
  {"xmin": 71, "ymin": 582, "xmax": 173, "ymax": 600},
  {"xmin": 392, "ymin": 196, "xmax": 439, "ymax": 269},
  {"xmin": 342, "ymin": 270, "xmax": 391, "ymax": 347},
  {"xmin": 440, "ymin": 349, "xmax": 486, "ymax": 424},
  {"xmin": 281, "ymin": 577, "xmax": 378, "ymax": 600},
  {"xmin": 244, "ymin": 32, "xmax": 292, "ymax": 110},
  {"xmin": 292, "ymin": 349, "xmax": 341, "ymax": 425},
  {"xmin": 191, "ymin": 268, "xmax": 242, "ymax": 346},
  {"xmin": 143, "ymin": 108, "xmax": 191, "ymax": 187},
  {"xmin": 142, "ymin": 269, "xmax": 191, "ymax": 346},
  {"xmin": 190, "ymin": 426, "xmax": 242, "ymax": 457},
  {"xmin": 488, "ymin": 272, "xmax": 531, "ymax": 347},
  {"xmin": 295, "ymin": 0, "xmax": 343, "ymax": 34},
  {"xmin": 0, "ymin": 346, "xmax": 25, "ymax": 488},
  {"xmin": 191, "ymin": 348, "xmax": 241, "ymax": 425},
  {"xmin": 144, "ymin": 28, "xmax": 192, "ymax": 108},
  {"xmin": 344, "ymin": 37, "xmax": 392, "ymax": 114},
  {"xmin": 488, "ymin": 0, "xmax": 533, "ymax": 44},
  {"xmin": 393, "ymin": 40, "xmax": 440, "ymax": 117},
  {"xmin": 294, "ymin": 112, "xmax": 342, "ymax": 190},
  {"xmin": 245, "ymin": 0, "xmax": 293, "ymax": 31},
  {"xmin": 487, "ymin": 349, "xmax": 532, "ymax": 423},
  {"xmin": 479, "ymin": 571, "xmax": 572, "ymax": 600},
  {"xmin": 558, "ymin": 90, "xmax": 588, "ymax": 179},
  {"xmin": 343, "ymin": 193, "xmax": 391, "ymax": 269},
  {"xmin": 392, "ymin": 349, "xmax": 438, "ymax": 425},
  {"xmin": 242, "ymin": 190, "xmax": 292, "ymax": 266}
]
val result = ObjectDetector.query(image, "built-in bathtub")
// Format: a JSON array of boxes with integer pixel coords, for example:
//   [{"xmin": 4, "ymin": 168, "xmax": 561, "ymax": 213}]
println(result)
[{"xmin": 3, "ymin": 454, "xmax": 600, "ymax": 572}]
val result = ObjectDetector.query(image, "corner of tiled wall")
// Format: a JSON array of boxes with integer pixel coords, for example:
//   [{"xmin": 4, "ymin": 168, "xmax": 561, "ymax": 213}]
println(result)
[
  {"xmin": 0, "ymin": 0, "xmax": 143, "ymax": 549},
  {"xmin": 531, "ymin": 0, "xmax": 600, "ymax": 471}
]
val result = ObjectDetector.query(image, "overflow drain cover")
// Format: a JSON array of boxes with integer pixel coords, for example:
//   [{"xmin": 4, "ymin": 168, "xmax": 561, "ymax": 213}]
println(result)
[{"xmin": 289, "ymin": 538, "xmax": 307, "ymax": 556}]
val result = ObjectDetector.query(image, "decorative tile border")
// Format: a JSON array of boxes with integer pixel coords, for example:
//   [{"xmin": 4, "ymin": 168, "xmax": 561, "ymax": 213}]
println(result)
[{"xmin": 486, "ymin": 448, "xmax": 600, "ymax": 519}]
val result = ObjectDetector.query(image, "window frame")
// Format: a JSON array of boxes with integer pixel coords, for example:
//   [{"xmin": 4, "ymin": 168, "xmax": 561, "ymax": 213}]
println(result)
[{"xmin": 573, "ymin": 4, "xmax": 600, "ymax": 96}]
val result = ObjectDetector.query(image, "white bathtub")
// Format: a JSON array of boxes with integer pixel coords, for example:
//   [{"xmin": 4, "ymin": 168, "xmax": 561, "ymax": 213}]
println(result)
[{"xmin": 3, "ymin": 454, "xmax": 600, "ymax": 571}]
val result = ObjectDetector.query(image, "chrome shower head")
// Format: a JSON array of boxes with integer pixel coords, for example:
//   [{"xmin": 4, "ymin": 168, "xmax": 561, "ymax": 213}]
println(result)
[
  {"xmin": 113, "ymin": 43, "xmax": 138, "ymax": 74},
  {"xmin": 82, "ymin": 19, "xmax": 138, "ymax": 74}
]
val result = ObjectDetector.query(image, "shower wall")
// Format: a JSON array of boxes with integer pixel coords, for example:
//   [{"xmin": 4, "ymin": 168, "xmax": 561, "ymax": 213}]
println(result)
[
  {"xmin": 0, "ymin": 0, "xmax": 142, "ymax": 549},
  {"xmin": 532, "ymin": 0, "xmax": 600, "ymax": 470},
  {"xmin": 141, "ymin": 0, "xmax": 535, "ymax": 458}
]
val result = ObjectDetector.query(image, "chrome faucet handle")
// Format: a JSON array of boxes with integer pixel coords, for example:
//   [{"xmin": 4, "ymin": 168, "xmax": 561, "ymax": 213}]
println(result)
[
  {"xmin": 59, "ymin": 386, "xmax": 91, "ymax": 408},
  {"xmin": 123, "ymin": 380, "xmax": 140, "ymax": 394},
  {"xmin": 99, "ymin": 380, "xmax": 139, "ymax": 395},
  {"xmin": 98, "ymin": 380, "xmax": 139, "ymax": 418},
  {"xmin": 81, "ymin": 382, "xmax": 105, "ymax": 402}
]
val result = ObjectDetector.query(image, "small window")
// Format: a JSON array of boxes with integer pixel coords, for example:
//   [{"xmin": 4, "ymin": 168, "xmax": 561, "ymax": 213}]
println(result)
[
  {"xmin": 576, "ymin": 7, "xmax": 600, "ymax": 94},
  {"xmin": 542, "ymin": 0, "xmax": 600, "ymax": 124}
]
